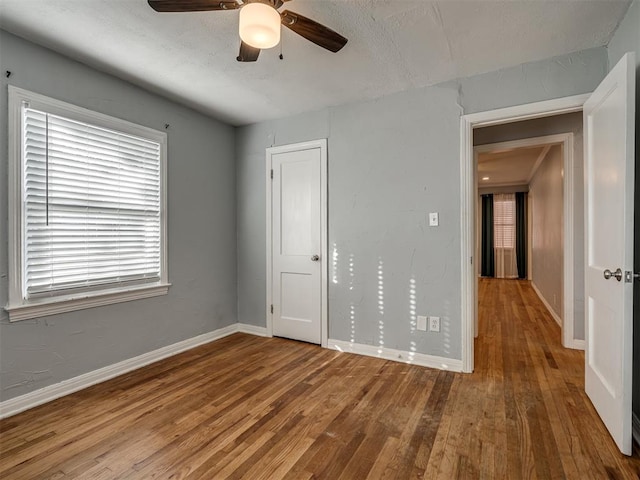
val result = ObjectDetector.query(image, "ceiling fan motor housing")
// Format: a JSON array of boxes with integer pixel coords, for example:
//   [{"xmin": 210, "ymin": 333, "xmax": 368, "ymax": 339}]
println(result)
[{"xmin": 148, "ymin": 0, "xmax": 348, "ymax": 61}]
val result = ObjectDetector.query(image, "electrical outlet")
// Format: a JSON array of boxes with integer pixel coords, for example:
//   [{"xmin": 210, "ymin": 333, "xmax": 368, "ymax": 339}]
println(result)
[
  {"xmin": 429, "ymin": 316, "xmax": 440, "ymax": 332},
  {"xmin": 417, "ymin": 315, "xmax": 428, "ymax": 331}
]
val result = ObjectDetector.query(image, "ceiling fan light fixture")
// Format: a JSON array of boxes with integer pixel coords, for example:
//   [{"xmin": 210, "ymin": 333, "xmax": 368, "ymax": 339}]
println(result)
[{"xmin": 239, "ymin": 2, "xmax": 281, "ymax": 49}]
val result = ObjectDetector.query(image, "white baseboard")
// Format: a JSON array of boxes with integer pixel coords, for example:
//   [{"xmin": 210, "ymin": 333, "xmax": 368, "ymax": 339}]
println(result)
[
  {"xmin": 531, "ymin": 281, "xmax": 562, "ymax": 328},
  {"xmin": 237, "ymin": 323, "xmax": 268, "ymax": 337},
  {"xmin": 0, "ymin": 323, "xmax": 460, "ymax": 419},
  {"xmin": 0, "ymin": 323, "xmax": 249, "ymax": 419},
  {"xmin": 569, "ymin": 339, "xmax": 585, "ymax": 351},
  {"xmin": 531, "ymin": 282, "xmax": 585, "ymax": 350},
  {"xmin": 328, "ymin": 339, "xmax": 463, "ymax": 373}
]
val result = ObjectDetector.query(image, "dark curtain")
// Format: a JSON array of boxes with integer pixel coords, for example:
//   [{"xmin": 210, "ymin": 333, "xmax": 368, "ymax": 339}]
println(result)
[
  {"xmin": 515, "ymin": 192, "xmax": 527, "ymax": 279},
  {"xmin": 481, "ymin": 194, "xmax": 495, "ymax": 277}
]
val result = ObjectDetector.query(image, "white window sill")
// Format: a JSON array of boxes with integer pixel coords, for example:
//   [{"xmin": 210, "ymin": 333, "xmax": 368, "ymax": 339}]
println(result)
[{"xmin": 5, "ymin": 283, "xmax": 171, "ymax": 322}]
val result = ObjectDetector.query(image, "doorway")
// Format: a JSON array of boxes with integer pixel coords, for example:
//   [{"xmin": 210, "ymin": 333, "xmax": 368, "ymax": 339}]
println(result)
[
  {"xmin": 266, "ymin": 139, "xmax": 328, "ymax": 346},
  {"xmin": 460, "ymin": 94, "xmax": 589, "ymax": 373},
  {"xmin": 461, "ymin": 52, "xmax": 636, "ymax": 455},
  {"xmin": 473, "ymin": 133, "xmax": 578, "ymax": 350}
]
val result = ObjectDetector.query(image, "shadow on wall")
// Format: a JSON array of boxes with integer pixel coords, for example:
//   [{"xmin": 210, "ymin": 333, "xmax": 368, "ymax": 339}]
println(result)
[{"xmin": 330, "ymin": 244, "xmax": 452, "ymax": 359}]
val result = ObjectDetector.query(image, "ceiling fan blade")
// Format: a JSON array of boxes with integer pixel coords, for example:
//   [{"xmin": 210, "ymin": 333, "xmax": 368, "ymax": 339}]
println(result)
[
  {"xmin": 237, "ymin": 41, "xmax": 261, "ymax": 62},
  {"xmin": 148, "ymin": 0, "xmax": 239, "ymax": 12},
  {"xmin": 280, "ymin": 10, "xmax": 347, "ymax": 53}
]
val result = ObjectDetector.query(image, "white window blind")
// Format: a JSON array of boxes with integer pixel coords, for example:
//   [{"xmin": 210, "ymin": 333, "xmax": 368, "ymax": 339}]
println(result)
[
  {"xmin": 23, "ymin": 106, "xmax": 162, "ymax": 297},
  {"xmin": 494, "ymin": 196, "xmax": 515, "ymax": 249}
]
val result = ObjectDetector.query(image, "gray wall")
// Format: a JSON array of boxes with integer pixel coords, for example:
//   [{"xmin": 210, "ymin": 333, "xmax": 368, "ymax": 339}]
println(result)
[
  {"xmin": 474, "ymin": 112, "xmax": 585, "ymax": 340},
  {"xmin": 607, "ymin": 0, "xmax": 640, "ymax": 69},
  {"xmin": 606, "ymin": 0, "xmax": 640, "ymax": 430},
  {"xmin": 529, "ymin": 145, "xmax": 564, "ymax": 320},
  {"xmin": 0, "ymin": 31, "xmax": 237, "ymax": 402},
  {"xmin": 237, "ymin": 47, "xmax": 608, "ymax": 361}
]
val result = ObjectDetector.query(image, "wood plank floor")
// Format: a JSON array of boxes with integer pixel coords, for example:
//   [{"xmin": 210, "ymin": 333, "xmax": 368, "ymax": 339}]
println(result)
[{"xmin": 2, "ymin": 278, "xmax": 640, "ymax": 479}]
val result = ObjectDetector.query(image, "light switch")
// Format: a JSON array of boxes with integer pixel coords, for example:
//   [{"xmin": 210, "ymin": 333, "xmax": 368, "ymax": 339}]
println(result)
[
  {"xmin": 429, "ymin": 212, "xmax": 439, "ymax": 227},
  {"xmin": 417, "ymin": 316, "xmax": 428, "ymax": 331}
]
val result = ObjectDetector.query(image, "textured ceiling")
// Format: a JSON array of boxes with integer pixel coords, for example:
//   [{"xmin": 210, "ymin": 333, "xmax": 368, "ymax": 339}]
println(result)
[
  {"xmin": 478, "ymin": 145, "xmax": 550, "ymax": 187},
  {"xmin": 0, "ymin": 0, "xmax": 631, "ymax": 125}
]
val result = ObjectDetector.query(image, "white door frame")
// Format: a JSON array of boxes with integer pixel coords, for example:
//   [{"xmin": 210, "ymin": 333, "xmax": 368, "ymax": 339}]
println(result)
[
  {"xmin": 474, "ymin": 133, "xmax": 577, "ymax": 350},
  {"xmin": 266, "ymin": 139, "xmax": 328, "ymax": 347},
  {"xmin": 460, "ymin": 94, "xmax": 590, "ymax": 373}
]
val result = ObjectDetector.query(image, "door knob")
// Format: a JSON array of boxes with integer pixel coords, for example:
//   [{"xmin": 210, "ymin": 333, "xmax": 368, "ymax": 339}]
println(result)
[
  {"xmin": 311, "ymin": 255, "xmax": 320, "ymax": 262},
  {"xmin": 604, "ymin": 268, "xmax": 623, "ymax": 281}
]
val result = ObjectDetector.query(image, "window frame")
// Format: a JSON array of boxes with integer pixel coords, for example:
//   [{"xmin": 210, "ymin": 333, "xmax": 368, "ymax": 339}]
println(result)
[
  {"xmin": 6, "ymin": 86, "xmax": 170, "ymax": 322},
  {"xmin": 493, "ymin": 196, "xmax": 516, "ymax": 250}
]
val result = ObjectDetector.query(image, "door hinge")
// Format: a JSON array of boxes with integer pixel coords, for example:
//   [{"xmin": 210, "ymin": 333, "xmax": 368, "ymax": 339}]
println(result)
[
  {"xmin": 270, "ymin": 169, "xmax": 273, "ymax": 179},
  {"xmin": 270, "ymin": 304, "xmax": 274, "ymax": 314},
  {"xmin": 470, "ymin": 256, "xmax": 473, "ymax": 265}
]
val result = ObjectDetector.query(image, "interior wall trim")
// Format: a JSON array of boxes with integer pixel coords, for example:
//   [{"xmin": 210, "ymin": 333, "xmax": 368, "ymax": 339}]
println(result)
[
  {"xmin": 531, "ymin": 280, "xmax": 563, "ymax": 327},
  {"xmin": 236, "ymin": 323, "xmax": 269, "ymax": 337},
  {"xmin": 1, "ymin": 322, "xmax": 465, "ymax": 419},
  {"xmin": 460, "ymin": 93, "xmax": 590, "ymax": 372},
  {"xmin": 531, "ymin": 281, "xmax": 585, "ymax": 351},
  {"xmin": 328, "ymin": 339, "xmax": 463, "ymax": 373},
  {"xmin": 0, "ymin": 323, "xmax": 265, "ymax": 419}
]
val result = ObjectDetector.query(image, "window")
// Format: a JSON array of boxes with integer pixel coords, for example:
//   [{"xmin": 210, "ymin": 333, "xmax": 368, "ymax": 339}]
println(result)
[
  {"xmin": 7, "ymin": 87, "xmax": 169, "ymax": 321},
  {"xmin": 494, "ymin": 195, "xmax": 515, "ymax": 249}
]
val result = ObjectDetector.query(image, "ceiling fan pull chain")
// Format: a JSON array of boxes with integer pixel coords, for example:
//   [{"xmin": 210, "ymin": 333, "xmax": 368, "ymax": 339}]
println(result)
[{"xmin": 279, "ymin": 31, "xmax": 284, "ymax": 60}]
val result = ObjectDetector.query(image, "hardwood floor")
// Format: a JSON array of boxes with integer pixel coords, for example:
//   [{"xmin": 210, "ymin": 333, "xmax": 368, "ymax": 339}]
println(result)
[{"xmin": 2, "ymin": 278, "xmax": 640, "ymax": 479}]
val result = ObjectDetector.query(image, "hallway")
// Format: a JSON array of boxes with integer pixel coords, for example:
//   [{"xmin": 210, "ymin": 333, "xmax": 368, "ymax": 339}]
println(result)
[{"xmin": 472, "ymin": 278, "xmax": 639, "ymax": 478}]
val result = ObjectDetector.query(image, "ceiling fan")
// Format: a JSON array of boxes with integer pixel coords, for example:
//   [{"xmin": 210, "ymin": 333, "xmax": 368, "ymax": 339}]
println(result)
[{"xmin": 147, "ymin": 0, "xmax": 348, "ymax": 62}]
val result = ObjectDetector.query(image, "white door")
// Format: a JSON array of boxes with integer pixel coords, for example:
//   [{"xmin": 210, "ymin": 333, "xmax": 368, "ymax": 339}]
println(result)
[
  {"xmin": 584, "ymin": 52, "xmax": 635, "ymax": 455},
  {"xmin": 268, "ymin": 141, "xmax": 327, "ymax": 345}
]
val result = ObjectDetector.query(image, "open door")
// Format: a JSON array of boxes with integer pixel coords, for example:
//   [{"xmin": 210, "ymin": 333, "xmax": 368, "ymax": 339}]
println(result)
[{"xmin": 584, "ymin": 52, "xmax": 636, "ymax": 455}]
